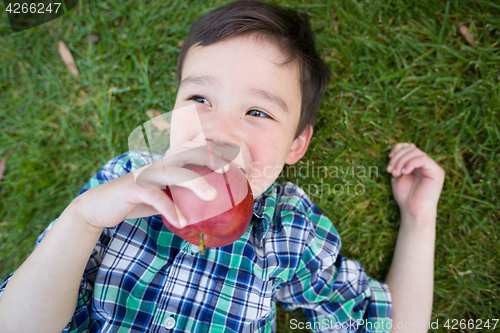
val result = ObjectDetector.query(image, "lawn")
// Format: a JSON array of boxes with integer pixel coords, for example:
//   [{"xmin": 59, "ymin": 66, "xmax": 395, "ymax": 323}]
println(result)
[{"xmin": 1, "ymin": 0, "xmax": 499, "ymax": 332}]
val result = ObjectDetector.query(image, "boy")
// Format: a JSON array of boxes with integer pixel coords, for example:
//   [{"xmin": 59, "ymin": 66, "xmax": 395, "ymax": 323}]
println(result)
[{"xmin": 0, "ymin": 0, "xmax": 445, "ymax": 332}]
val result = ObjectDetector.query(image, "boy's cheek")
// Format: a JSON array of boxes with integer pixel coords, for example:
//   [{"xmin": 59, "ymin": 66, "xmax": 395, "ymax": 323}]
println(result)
[
  {"xmin": 169, "ymin": 105, "xmax": 204, "ymax": 148},
  {"xmin": 248, "ymin": 162, "xmax": 283, "ymax": 196}
]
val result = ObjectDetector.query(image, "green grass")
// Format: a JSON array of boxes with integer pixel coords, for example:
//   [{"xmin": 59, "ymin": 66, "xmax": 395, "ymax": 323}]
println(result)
[{"xmin": 1, "ymin": 0, "xmax": 499, "ymax": 331}]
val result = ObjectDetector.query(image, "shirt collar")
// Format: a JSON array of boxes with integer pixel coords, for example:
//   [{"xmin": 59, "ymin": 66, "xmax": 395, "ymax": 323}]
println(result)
[{"xmin": 251, "ymin": 181, "xmax": 279, "ymax": 248}]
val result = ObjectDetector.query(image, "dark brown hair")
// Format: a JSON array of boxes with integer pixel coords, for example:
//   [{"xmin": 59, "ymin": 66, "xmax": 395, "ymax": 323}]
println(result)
[{"xmin": 176, "ymin": 0, "xmax": 331, "ymax": 139}]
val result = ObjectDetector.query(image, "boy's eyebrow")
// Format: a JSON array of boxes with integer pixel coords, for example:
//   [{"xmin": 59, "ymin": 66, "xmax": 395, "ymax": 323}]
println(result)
[
  {"xmin": 180, "ymin": 75, "xmax": 217, "ymax": 89},
  {"xmin": 249, "ymin": 88, "xmax": 289, "ymax": 114},
  {"xmin": 180, "ymin": 75, "xmax": 289, "ymax": 114}
]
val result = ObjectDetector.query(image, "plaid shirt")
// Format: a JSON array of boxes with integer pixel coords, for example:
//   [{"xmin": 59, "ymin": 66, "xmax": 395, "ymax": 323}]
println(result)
[{"xmin": 0, "ymin": 151, "xmax": 392, "ymax": 332}]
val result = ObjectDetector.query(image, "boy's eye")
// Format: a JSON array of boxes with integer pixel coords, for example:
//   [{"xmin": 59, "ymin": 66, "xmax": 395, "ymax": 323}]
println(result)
[
  {"xmin": 188, "ymin": 95, "xmax": 272, "ymax": 119},
  {"xmin": 189, "ymin": 95, "xmax": 212, "ymax": 106},
  {"xmin": 247, "ymin": 109, "xmax": 272, "ymax": 119}
]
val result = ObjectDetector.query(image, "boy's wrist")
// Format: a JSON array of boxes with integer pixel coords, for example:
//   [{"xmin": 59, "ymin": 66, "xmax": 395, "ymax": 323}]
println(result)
[
  {"xmin": 400, "ymin": 210, "xmax": 437, "ymax": 227},
  {"xmin": 65, "ymin": 198, "xmax": 105, "ymax": 236}
]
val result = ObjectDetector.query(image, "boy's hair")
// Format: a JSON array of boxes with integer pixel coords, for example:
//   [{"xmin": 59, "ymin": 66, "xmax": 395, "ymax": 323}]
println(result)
[{"xmin": 176, "ymin": 0, "xmax": 331, "ymax": 140}]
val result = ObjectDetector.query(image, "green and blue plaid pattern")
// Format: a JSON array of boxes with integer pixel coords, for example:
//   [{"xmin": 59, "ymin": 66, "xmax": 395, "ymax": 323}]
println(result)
[{"xmin": 0, "ymin": 151, "xmax": 392, "ymax": 332}]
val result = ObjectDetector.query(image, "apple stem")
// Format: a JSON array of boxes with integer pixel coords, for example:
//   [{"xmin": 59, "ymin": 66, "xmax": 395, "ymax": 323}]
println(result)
[{"xmin": 199, "ymin": 233, "xmax": 205, "ymax": 255}]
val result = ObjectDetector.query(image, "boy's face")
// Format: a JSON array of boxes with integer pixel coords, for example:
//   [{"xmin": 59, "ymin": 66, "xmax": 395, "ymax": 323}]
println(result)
[{"xmin": 172, "ymin": 34, "xmax": 313, "ymax": 198}]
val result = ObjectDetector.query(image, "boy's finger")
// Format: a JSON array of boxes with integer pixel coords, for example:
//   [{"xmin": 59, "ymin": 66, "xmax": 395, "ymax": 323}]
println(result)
[
  {"xmin": 403, "ymin": 154, "xmax": 445, "ymax": 181},
  {"xmin": 166, "ymin": 144, "xmax": 230, "ymax": 172},
  {"xmin": 169, "ymin": 171, "xmax": 218, "ymax": 201},
  {"xmin": 388, "ymin": 142, "xmax": 413, "ymax": 157},
  {"xmin": 139, "ymin": 189, "xmax": 187, "ymax": 228},
  {"xmin": 387, "ymin": 148, "xmax": 424, "ymax": 177},
  {"xmin": 398, "ymin": 155, "xmax": 428, "ymax": 176},
  {"xmin": 169, "ymin": 140, "xmax": 244, "ymax": 174},
  {"xmin": 388, "ymin": 142, "xmax": 415, "ymax": 158},
  {"xmin": 153, "ymin": 164, "xmax": 218, "ymax": 201},
  {"xmin": 134, "ymin": 160, "xmax": 213, "ymax": 197},
  {"xmin": 387, "ymin": 144, "xmax": 417, "ymax": 172},
  {"xmin": 170, "ymin": 140, "xmax": 232, "ymax": 160},
  {"xmin": 213, "ymin": 163, "xmax": 230, "ymax": 174}
]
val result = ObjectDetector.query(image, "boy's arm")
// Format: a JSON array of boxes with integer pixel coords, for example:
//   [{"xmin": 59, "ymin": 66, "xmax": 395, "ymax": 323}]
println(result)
[
  {"xmin": 0, "ymin": 146, "xmax": 226, "ymax": 332},
  {"xmin": 385, "ymin": 212, "xmax": 436, "ymax": 332},
  {"xmin": 0, "ymin": 152, "xmax": 137, "ymax": 333},
  {"xmin": 0, "ymin": 152, "xmax": 136, "ymax": 333},
  {"xmin": 275, "ymin": 183, "xmax": 392, "ymax": 332},
  {"xmin": 383, "ymin": 143, "xmax": 445, "ymax": 333},
  {"xmin": 0, "ymin": 204, "xmax": 104, "ymax": 333}
]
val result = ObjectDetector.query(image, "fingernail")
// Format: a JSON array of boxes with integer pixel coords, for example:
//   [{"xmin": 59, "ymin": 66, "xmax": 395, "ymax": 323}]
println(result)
[
  {"xmin": 177, "ymin": 210, "xmax": 187, "ymax": 228},
  {"xmin": 389, "ymin": 152, "xmax": 394, "ymax": 157},
  {"xmin": 212, "ymin": 149, "xmax": 222, "ymax": 156},
  {"xmin": 205, "ymin": 186, "xmax": 216, "ymax": 196},
  {"xmin": 401, "ymin": 168, "xmax": 406, "ymax": 173},
  {"xmin": 214, "ymin": 164, "xmax": 229, "ymax": 173},
  {"xmin": 387, "ymin": 164, "xmax": 393, "ymax": 172}
]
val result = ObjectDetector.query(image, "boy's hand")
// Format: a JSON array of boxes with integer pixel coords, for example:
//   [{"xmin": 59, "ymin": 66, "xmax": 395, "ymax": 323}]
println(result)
[
  {"xmin": 386, "ymin": 142, "xmax": 445, "ymax": 220},
  {"xmin": 71, "ymin": 141, "xmax": 229, "ymax": 231}
]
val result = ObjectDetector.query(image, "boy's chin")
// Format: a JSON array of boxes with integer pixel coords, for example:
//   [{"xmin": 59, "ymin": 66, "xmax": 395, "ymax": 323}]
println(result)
[{"xmin": 249, "ymin": 178, "xmax": 279, "ymax": 199}]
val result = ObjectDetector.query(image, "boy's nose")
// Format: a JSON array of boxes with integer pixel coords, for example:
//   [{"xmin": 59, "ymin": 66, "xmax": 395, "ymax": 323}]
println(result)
[
  {"xmin": 191, "ymin": 129, "xmax": 241, "ymax": 157},
  {"xmin": 199, "ymin": 114, "xmax": 243, "ymax": 148}
]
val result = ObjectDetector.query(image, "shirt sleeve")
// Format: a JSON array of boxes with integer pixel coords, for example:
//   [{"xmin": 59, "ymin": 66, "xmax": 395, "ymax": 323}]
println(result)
[
  {"xmin": 0, "ymin": 151, "xmax": 153, "ymax": 333},
  {"xmin": 276, "ymin": 203, "xmax": 393, "ymax": 333}
]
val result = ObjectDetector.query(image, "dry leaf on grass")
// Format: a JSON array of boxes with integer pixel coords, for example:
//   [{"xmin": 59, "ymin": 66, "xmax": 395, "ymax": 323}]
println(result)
[
  {"xmin": 58, "ymin": 40, "xmax": 79, "ymax": 75},
  {"xmin": 0, "ymin": 152, "xmax": 12, "ymax": 182},
  {"xmin": 146, "ymin": 109, "xmax": 171, "ymax": 130},
  {"xmin": 86, "ymin": 35, "xmax": 100, "ymax": 44},
  {"xmin": 459, "ymin": 23, "xmax": 475, "ymax": 47}
]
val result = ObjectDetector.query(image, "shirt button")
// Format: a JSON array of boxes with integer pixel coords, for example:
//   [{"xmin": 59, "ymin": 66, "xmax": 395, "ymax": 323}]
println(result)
[
  {"xmin": 164, "ymin": 316, "xmax": 176, "ymax": 329},
  {"xmin": 191, "ymin": 244, "xmax": 200, "ymax": 253}
]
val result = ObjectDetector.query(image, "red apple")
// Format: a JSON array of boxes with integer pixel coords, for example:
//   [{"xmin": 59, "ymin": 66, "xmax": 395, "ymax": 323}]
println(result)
[{"xmin": 161, "ymin": 163, "xmax": 254, "ymax": 254}]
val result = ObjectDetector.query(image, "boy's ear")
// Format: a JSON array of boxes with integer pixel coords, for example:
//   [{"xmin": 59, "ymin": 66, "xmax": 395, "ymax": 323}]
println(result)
[{"xmin": 285, "ymin": 125, "xmax": 313, "ymax": 165}]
